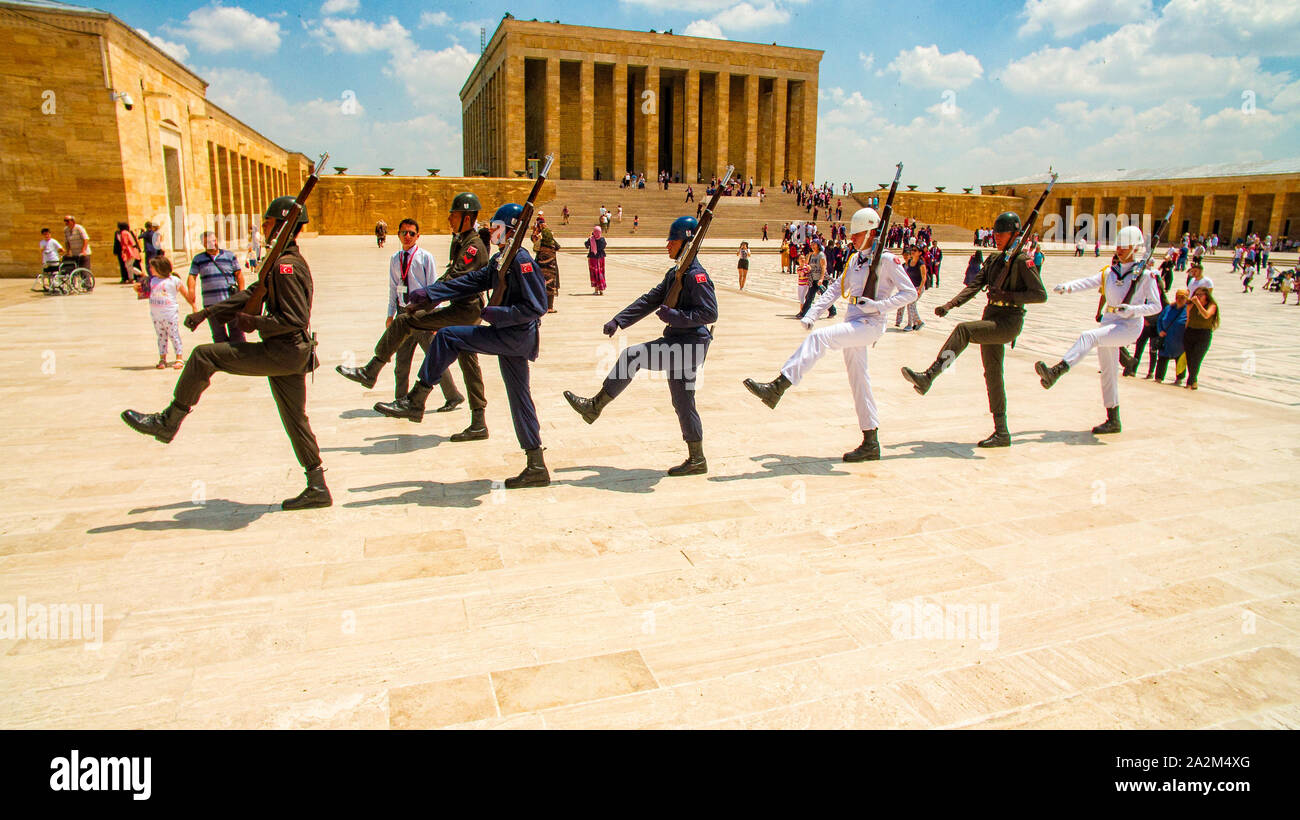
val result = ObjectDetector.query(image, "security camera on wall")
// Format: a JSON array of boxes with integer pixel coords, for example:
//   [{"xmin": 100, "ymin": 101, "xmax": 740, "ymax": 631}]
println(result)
[{"xmin": 110, "ymin": 91, "xmax": 134, "ymax": 111}]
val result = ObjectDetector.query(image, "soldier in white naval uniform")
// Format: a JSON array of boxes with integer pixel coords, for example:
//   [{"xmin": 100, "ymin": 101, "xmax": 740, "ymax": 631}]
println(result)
[
  {"xmin": 1034, "ymin": 224, "xmax": 1162, "ymax": 434},
  {"xmin": 742, "ymin": 207, "xmax": 918, "ymax": 461}
]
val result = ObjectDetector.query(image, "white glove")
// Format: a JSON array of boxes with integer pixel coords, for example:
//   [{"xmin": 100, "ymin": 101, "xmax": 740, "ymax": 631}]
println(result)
[
  {"xmin": 800, "ymin": 317, "xmax": 816, "ymax": 330},
  {"xmin": 1052, "ymin": 283, "xmax": 1067, "ymax": 294},
  {"xmin": 1115, "ymin": 305, "xmax": 1134, "ymax": 319}
]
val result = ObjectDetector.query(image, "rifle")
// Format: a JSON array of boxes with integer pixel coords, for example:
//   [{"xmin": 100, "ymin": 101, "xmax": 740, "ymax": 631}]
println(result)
[
  {"xmin": 489, "ymin": 153, "xmax": 553, "ymax": 306},
  {"xmin": 664, "ymin": 165, "xmax": 734, "ymax": 308},
  {"xmin": 859, "ymin": 162, "xmax": 903, "ymax": 299},
  {"xmin": 996, "ymin": 171, "xmax": 1057, "ymax": 292},
  {"xmin": 239, "ymin": 152, "xmax": 328, "ymax": 326},
  {"xmin": 1096, "ymin": 203, "xmax": 1174, "ymax": 321}
]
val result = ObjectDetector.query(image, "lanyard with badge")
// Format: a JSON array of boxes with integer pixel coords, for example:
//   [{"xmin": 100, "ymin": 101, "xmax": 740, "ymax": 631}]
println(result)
[{"xmin": 398, "ymin": 246, "xmax": 418, "ymax": 303}]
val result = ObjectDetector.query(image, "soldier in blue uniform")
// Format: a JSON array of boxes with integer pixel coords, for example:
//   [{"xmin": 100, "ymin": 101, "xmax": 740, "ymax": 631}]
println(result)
[
  {"xmin": 372, "ymin": 203, "xmax": 551, "ymax": 489},
  {"xmin": 563, "ymin": 215, "xmax": 718, "ymax": 476}
]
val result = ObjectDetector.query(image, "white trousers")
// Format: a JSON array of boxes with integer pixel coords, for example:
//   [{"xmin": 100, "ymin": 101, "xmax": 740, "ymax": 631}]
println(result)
[
  {"xmin": 797, "ymin": 284, "xmax": 809, "ymax": 304},
  {"xmin": 1062, "ymin": 315, "xmax": 1142, "ymax": 409},
  {"xmin": 780, "ymin": 318, "xmax": 885, "ymax": 430}
]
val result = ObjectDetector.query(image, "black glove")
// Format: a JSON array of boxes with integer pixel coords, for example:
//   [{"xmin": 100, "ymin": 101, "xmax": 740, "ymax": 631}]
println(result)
[
  {"xmin": 934, "ymin": 304, "xmax": 948, "ymax": 318},
  {"xmin": 602, "ymin": 319, "xmax": 619, "ymax": 337},
  {"xmin": 183, "ymin": 310, "xmax": 208, "ymax": 331}
]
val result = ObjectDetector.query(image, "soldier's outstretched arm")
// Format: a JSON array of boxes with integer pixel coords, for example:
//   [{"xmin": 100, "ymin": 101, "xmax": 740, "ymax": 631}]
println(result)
[
  {"xmin": 480, "ymin": 251, "xmax": 547, "ymax": 327},
  {"xmin": 611, "ymin": 274, "xmax": 670, "ymax": 330},
  {"xmin": 946, "ymin": 264, "xmax": 987, "ymax": 309},
  {"xmin": 413, "ymin": 264, "xmax": 494, "ymax": 306}
]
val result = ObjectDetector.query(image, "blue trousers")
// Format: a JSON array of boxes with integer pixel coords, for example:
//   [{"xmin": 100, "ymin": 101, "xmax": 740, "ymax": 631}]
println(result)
[
  {"xmin": 418, "ymin": 324, "xmax": 540, "ymax": 450},
  {"xmin": 602, "ymin": 335, "xmax": 710, "ymax": 442}
]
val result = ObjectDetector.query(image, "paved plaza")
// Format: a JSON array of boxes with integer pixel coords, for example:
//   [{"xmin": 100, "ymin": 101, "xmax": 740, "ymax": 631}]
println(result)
[{"xmin": 1, "ymin": 237, "xmax": 1297, "ymax": 729}]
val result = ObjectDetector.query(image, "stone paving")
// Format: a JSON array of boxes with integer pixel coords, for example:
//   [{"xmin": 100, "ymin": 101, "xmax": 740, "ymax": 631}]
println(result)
[{"xmin": 0, "ymin": 236, "xmax": 1296, "ymax": 729}]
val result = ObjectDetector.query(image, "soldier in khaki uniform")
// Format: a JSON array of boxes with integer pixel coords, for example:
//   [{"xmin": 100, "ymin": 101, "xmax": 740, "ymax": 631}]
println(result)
[
  {"xmin": 121, "ymin": 196, "xmax": 331, "ymax": 510},
  {"xmin": 337, "ymin": 192, "xmax": 491, "ymax": 441},
  {"xmin": 532, "ymin": 214, "xmax": 561, "ymax": 313}
]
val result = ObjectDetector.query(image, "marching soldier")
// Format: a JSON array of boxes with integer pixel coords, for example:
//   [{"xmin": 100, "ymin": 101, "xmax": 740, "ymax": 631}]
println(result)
[
  {"xmin": 899, "ymin": 210, "xmax": 1048, "ymax": 447},
  {"xmin": 742, "ymin": 207, "xmax": 917, "ymax": 461},
  {"xmin": 563, "ymin": 216, "xmax": 718, "ymax": 476},
  {"xmin": 372, "ymin": 203, "xmax": 551, "ymax": 488},
  {"xmin": 1034, "ymin": 224, "xmax": 1162, "ymax": 434},
  {"xmin": 120, "ymin": 197, "xmax": 331, "ymax": 510},
  {"xmin": 337, "ymin": 193, "xmax": 490, "ymax": 442},
  {"xmin": 532, "ymin": 214, "xmax": 561, "ymax": 313}
]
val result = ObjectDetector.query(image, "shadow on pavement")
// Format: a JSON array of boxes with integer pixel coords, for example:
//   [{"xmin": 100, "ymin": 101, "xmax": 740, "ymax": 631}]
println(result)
[
  {"xmin": 553, "ymin": 464, "xmax": 665, "ymax": 493},
  {"xmin": 710, "ymin": 453, "xmax": 852, "ymax": 481},
  {"xmin": 87, "ymin": 498, "xmax": 276, "ymax": 533},
  {"xmin": 322, "ymin": 432, "xmax": 448, "ymax": 455},
  {"xmin": 343, "ymin": 479, "xmax": 492, "ymax": 509}
]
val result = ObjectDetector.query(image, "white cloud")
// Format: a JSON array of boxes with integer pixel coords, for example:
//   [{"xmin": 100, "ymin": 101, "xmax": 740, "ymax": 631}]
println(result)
[
  {"xmin": 321, "ymin": 0, "xmax": 359, "ymax": 15},
  {"xmin": 314, "ymin": 16, "xmax": 410, "ymax": 53},
  {"xmin": 887, "ymin": 45, "xmax": 983, "ymax": 90},
  {"xmin": 419, "ymin": 11, "xmax": 451, "ymax": 28},
  {"xmin": 137, "ymin": 29, "xmax": 190, "ymax": 63},
  {"xmin": 713, "ymin": 2, "xmax": 790, "ymax": 30},
  {"xmin": 683, "ymin": 20, "xmax": 727, "ymax": 39},
  {"xmin": 1158, "ymin": 0, "xmax": 1300, "ymax": 56},
  {"xmin": 1018, "ymin": 0, "xmax": 1153, "ymax": 38},
  {"xmin": 166, "ymin": 4, "xmax": 282, "ymax": 55}
]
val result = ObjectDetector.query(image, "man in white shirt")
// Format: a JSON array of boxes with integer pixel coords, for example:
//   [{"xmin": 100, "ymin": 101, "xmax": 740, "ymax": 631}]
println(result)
[
  {"xmin": 1035, "ymin": 224, "xmax": 1163, "ymax": 434},
  {"xmin": 385, "ymin": 219, "xmax": 465, "ymax": 408},
  {"xmin": 743, "ymin": 207, "xmax": 918, "ymax": 462}
]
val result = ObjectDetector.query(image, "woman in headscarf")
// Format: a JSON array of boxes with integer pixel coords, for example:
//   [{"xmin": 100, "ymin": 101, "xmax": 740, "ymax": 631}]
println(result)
[{"xmin": 585, "ymin": 225, "xmax": 607, "ymax": 295}]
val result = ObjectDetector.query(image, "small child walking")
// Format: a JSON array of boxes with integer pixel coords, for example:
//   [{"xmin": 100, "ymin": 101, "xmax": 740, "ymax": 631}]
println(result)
[{"xmin": 138, "ymin": 255, "xmax": 194, "ymax": 368}]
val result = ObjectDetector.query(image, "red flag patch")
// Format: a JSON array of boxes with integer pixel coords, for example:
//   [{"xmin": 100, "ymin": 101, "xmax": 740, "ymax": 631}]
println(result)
[
  {"xmin": 694, "ymin": 273, "xmax": 707, "ymax": 283},
  {"xmin": 462, "ymin": 252, "xmax": 474, "ymax": 265},
  {"xmin": 279, "ymin": 263, "xmax": 293, "ymax": 275},
  {"xmin": 466, "ymin": 246, "xmax": 477, "ymax": 257},
  {"xmin": 520, "ymin": 262, "xmax": 534, "ymax": 273}
]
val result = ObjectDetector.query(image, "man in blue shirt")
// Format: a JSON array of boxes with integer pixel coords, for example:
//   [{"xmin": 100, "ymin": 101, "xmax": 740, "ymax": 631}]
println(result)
[
  {"xmin": 563, "ymin": 216, "xmax": 718, "ymax": 476},
  {"xmin": 373, "ymin": 204, "xmax": 550, "ymax": 489},
  {"xmin": 187, "ymin": 231, "xmax": 246, "ymax": 343}
]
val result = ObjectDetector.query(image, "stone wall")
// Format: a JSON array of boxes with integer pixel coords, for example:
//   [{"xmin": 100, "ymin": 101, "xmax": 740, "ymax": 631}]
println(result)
[
  {"xmin": 852, "ymin": 191, "xmax": 1027, "ymax": 232},
  {"xmin": 314, "ymin": 176, "xmax": 556, "ymax": 235}
]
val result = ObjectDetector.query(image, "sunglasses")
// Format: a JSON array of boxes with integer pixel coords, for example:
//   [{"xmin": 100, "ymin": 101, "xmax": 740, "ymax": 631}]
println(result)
[{"xmin": 399, "ymin": 230, "xmax": 417, "ymax": 237}]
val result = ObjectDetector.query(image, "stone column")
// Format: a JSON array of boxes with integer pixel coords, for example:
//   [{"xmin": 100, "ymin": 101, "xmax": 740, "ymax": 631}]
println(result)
[
  {"xmin": 1267, "ymin": 190, "xmax": 1286, "ymax": 238},
  {"xmin": 771, "ymin": 77, "xmax": 787, "ymax": 187},
  {"xmin": 505, "ymin": 55, "xmax": 525, "ymax": 177},
  {"xmin": 1199, "ymin": 194, "xmax": 1214, "ymax": 236},
  {"xmin": 613, "ymin": 61, "xmax": 627, "ymax": 176},
  {"xmin": 1230, "ymin": 191, "xmax": 1249, "ymax": 242},
  {"xmin": 715, "ymin": 70, "xmax": 730, "ymax": 174},
  {"xmin": 544, "ymin": 58, "xmax": 561, "ymax": 178},
  {"xmin": 671, "ymin": 74, "xmax": 684, "ymax": 181},
  {"xmin": 643, "ymin": 65, "xmax": 659, "ymax": 179},
  {"xmin": 684, "ymin": 68, "xmax": 700, "ymax": 184},
  {"xmin": 801, "ymin": 74, "xmax": 818, "ymax": 183},
  {"xmin": 580, "ymin": 59, "xmax": 595, "ymax": 180},
  {"xmin": 743, "ymin": 74, "xmax": 758, "ymax": 184},
  {"xmin": 1169, "ymin": 193, "xmax": 1183, "ymax": 239}
]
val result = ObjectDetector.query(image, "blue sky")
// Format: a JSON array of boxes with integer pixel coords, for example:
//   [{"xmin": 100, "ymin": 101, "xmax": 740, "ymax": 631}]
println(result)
[{"xmin": 102, "ymin": 0, "xmax": 1300, "ymax": 188}]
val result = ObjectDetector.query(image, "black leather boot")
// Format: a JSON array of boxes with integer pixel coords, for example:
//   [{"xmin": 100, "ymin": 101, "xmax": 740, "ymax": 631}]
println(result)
[
  {"xmin": 667, "ymin": 439, "xmax": 707, "ymax": 476},
  {"xmin": 1118, "ymin": 348, "xmax": 1136, "ymax": 376},
  {"xmin": 564, "ymin": 389, "xmax": 614, "ymax": 424},
  {"xmin": 843, "ymin": 428, "xmax": 881, "ymax": 462},
  {"xmin": 337, "ymin": 356, "xmax": 384, "ymax": 389},
  {"xmin": 282, "ymin": 466, "xmax": 332, "ymax": 510},
  {"xmin": 977, "ymin": 414, "xmax": 1011, "ymax": 448},
  {"xmin": 374, "ymin": 380, "xmax": 432, "ymax": 422},
  {"xmin": 1035, "ymin": 359, "xmax": 1069, "ymax": 389},
  {"xmin": 121, "ymin": 402, "xmax": 190, "ymax": 443},
  {"xmin": 504, "ymin": 447, "xmax": 550, "ymax": 488},
  {"xmin": 449, "ymin": 407, "xmax": 489, "ymax": 441},
  {"xmin": 901, "ymin": 360, "xmax": 942, "ymax": 396},
  {"xmin": 434, "ymin": 395, "xmax": 465, "ymax": 413},
  {"xmin": 742, "ymin": 373, "xmax": 791, "ymax": 409},
  {"xmin": 1091, "ymin": 405, "xmax": 1122, "ymax": 434}
]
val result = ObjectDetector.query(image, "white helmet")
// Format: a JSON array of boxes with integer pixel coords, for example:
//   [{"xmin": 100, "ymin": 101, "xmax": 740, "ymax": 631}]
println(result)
[
  {"xmin": 850, "ymin": 207, "xmax": 880, "ymax": 235},
  {"xmin": 1116, "ymin": 224, "xmax": 1145, "ymax": 249}
]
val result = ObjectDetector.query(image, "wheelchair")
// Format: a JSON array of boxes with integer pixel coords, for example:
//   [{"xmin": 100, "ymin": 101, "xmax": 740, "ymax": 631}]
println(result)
[{"xmin": 33, "ymin": 257, "xmax": 94, "ymax": 295}]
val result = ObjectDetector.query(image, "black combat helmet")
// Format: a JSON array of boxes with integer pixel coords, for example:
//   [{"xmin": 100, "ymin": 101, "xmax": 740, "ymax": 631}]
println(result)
[
  {"xmin": 993, "ymin": 211, "xmax": 1021, "ymax": 233},
  {"xmin": 265, "ymin": 196, "xmax": 309, "ymax": 226},
  {"xmin": 451, "ymin": 192, "xmax": 481, "ymax": 213}
]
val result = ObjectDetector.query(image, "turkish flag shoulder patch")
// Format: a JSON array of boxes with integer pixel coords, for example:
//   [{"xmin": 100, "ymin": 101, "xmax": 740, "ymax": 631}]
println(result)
[
  {"xmin": 466, "ymin": 245, "xmax": 477, "ymax": 257},
  {"xmin": 279, "ymin": 263, "xmax": 293, "ymax": 275},
  {"xmin": 694, "ymin": 272, "xmax": 707, "ymax": 283},
  {"xmin": 520, "ymin": 262, "xmax": 534, "ymax": 273}
]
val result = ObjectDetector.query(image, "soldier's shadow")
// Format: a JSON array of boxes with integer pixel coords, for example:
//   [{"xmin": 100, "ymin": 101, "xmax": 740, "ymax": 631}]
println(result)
[
  {"xmin": 710, "ymin": 453, "xmax": 852, "ymax": 482},
  {"xmin": 553, "ymin": 465, "xmax": 665, "ymax": 493},
  {"xmin": 87, "ymin": 499, "xmax": 275, "ymax": 533},
  {"xmin": 884, "ymin": 440, "xmax": 982, "ymax": 460},
  {"xmin": 322, "ymin": 433, "xmax": 449, "ymax": 455},
  {"xmin": 338, "ymin": 408, "xmax": 382, "ymax": 419},
  {"xmin": 344, "ymin": 479, "xmax": 491, "ymax": 509},
  {"xmin": 1014, "ymin": 429, "xmax": 1107, "ymax": 446}
]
